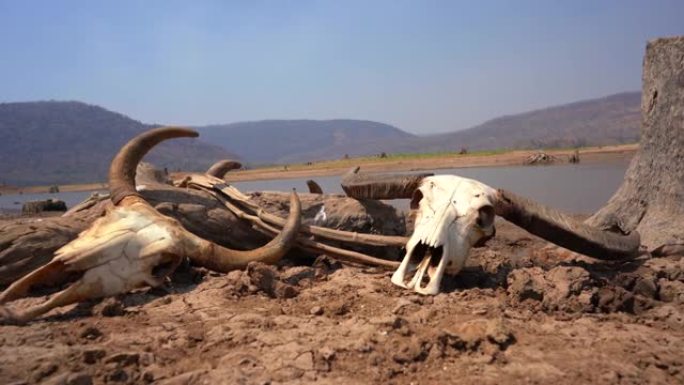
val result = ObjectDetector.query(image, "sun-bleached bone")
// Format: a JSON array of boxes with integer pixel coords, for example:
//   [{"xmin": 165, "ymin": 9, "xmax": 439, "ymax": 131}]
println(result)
[
  {"xmin": 341, "ymin": 167, "xmax": 641, "ymax": 295},
  {"xmin": 391, "ymin": 175, "xmax": 497, "ymax": 295},
  {"xmin": 0, "ymin": 127, "xmax": 301, "ymax": 324}
]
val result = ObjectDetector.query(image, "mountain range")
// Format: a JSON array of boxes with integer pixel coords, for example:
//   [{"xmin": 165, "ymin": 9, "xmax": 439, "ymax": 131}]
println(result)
[
  {"xmin": 196, "ymin": 92, "xmax": 640, "ymax": 163},
  {"xmin": 0, "ymin": 101, "xmax": 234, "ymax": 185},
  {"xmin": 0, "ymin": 91, "xmax": 641, "ymax": 186},
  {"xmin": 195, "ymin": 120, "xmax": 415, "ymax": 164}
]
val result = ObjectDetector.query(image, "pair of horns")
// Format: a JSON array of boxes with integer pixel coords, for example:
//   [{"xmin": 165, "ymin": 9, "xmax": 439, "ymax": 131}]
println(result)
[
  {"xmin": 108, "ymin": 127, "xmax": 300, "ymax": 269},
  {"xmin": 341, "ymin": 167, "xmax": 640, "ymax": 260}
]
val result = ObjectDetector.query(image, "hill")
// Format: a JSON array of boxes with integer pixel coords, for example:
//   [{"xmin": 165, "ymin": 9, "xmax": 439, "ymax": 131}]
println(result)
[
  {"xmin": 196, "ymin": 92, "xmax": 641, "ymax": 163},
  {"xmin": 0, "ymin": 92, "xmax": 641, "ymax": 185},
  {"xmin": 384, "ymin": 92, "xmax": 641, "ymax": 155},
  {"xmin": 195, "ymin": 120, "xmax": 416, "ymax": 164},
  {"xmin": 0, "ymin": 101, "xmax": 234, "ymax": 186}
]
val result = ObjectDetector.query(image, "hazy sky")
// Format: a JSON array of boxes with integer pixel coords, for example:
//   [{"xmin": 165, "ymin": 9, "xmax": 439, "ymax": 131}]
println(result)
[{"xmin": 1, "ymin": 1, "xmax": 683, "ymax": 134}]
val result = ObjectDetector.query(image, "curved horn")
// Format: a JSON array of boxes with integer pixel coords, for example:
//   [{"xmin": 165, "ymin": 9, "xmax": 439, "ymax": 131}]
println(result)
[
  {"xmin": 192, "ymin": 190, "xmax": 302, "ymax": 272},
  {"xmin": 341, "ymin": 167, "xmax": 433, "ymax": 199},
  {"xmin": 206, "ymin": 159, "xmax": 242, "ymax": 178},
  {"xmin": 494, "ymin": 189, "xmax": 640, "ymax": 260},
  {"xmin": 306, "ymin": 180, "xmax": 323, "ymax": 194},
  {"xmin": 109, "ymin": 127, "xmax": 199, "ymax": 205}
]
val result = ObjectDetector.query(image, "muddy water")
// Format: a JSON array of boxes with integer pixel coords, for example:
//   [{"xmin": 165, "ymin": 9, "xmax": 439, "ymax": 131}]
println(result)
[{"xmin": 0, "ymin": 160, "xmax": 629, "ymax": 214}]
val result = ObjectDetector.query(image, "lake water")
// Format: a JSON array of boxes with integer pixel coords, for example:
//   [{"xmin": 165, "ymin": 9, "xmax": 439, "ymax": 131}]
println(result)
[
  {"xmin": 233, "ymin": 160, "xmax": 630, "ymax": 214},
  {"xmin": 0, "ymin": 160, "xmax": 629, "ymax": 215},
  {"xmin": 0, "ymin": 190, "xmax": 108, "ymax": 215}
]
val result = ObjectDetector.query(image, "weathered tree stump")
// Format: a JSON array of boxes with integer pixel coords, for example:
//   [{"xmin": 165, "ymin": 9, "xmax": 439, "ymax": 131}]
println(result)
[{"xmin": 587, "ymin": 37, "xmax": 684, "ymax": 253}]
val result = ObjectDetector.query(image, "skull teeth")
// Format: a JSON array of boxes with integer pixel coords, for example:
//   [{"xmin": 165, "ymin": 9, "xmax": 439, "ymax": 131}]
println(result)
[{"xmin": 391, "ymin": 242, "xmax": 446, "ymax": 294}]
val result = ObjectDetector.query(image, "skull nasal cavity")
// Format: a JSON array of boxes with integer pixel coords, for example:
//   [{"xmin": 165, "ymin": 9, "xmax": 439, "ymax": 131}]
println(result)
[{"xmin": 477, "ymin": 205, "xmax": 495, "ymax": 228}]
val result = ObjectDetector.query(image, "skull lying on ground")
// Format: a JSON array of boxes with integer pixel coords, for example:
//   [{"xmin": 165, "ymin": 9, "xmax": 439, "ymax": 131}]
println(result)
[
  {"xmin": 342, "ymin": 167, "xmax": 642, "ymax": 295},
  {"xmin": 0, "ymin": 127, "xmax": 301, "ymax": 323}
]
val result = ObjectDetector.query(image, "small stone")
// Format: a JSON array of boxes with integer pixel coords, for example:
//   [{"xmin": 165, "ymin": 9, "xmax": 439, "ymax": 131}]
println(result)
[
  {"xmin": 293, "ymin": 351, "xmax": 314, "ymax": 371},
  {"xmin": 105, "ymin": 352, "xmax": 140, "ymax": 367},
  {"xmin": 105, "ymin": 369, "xmax": 128, "ymax": 383},
  {"xmin": 633, "ymin": 277, "xmax": 657, "ymax": 299},
  {"xmin": 273, "ymin": 282, "xmax": 299, "ymax": 299},
  {"xmin": 392, "ymin": 299, "xmax": 412, "ymax": 314},
  {"xmin": 246, "ymin": 262, "xmax": 278, "ymax": 294},
  {"xmin": 66, "ymin": 372, "xmax": 93, "ymax": 385},
  {"xmin": 83, "ymin": 349, "xmax": 106, "ymax": 364},
  {"xmin": 658, "ymin": 279, "xmax": 684, "ymax": 303},
  {"xmin": 94, "ymin": 297, "xmax": 126, "ymax": 317},
  {"xmin": 319, "ymin": 346, "xmax": 336, "ymax": 361},
  {"xmin": 309, "ymin": 306, "xmax": 324, "ymax": 316},
  {"xmin": 142, "ymin": 371, "xmax": 155, "ymax": 383},
  {"xmin": 141, "ymin": 364, "xmax": 166, "ymax": 383},
  {"xmin": 31, "ymin": 362, "xmax": 58, "ymax": 382},
  {"xmin": 139, "ymin": 352, "xmax": 156, "ymax": 366},
  {"xmin": 315, "ymin": 347, "xmax": 336, "ymax": 372},
  {"xmin": 507, "ymin": 268, "xmax": 546, "ymax": 302},
  {"xmin": 280, "ymin": 266, "xmax": 315, "ymax": 286},
  {"xmin": 330, "ymin": 302, "xmax": 349, "ymax": 316},
  {"xmin": 369, "ymin": 315, "xmax": 405, "ymax": 329},
  {"xmin": 390, "ymin": 337, "xmax": 429, "ymax": 364},
  {"xmin": 597, "ymin": 287, "xmax": 634, "ymax": 313},
  {"xmin": 79, "ymin": 327, "xmax": 103, "ymax": 340},
  {"xmin": 312, "ymin": 255, "xmax": 342, "ymax": 276}
]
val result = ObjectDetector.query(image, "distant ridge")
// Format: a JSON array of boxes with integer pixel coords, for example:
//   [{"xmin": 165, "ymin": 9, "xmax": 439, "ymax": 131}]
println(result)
[
  {"xmin": 195, "ymin": 119, "xmax": 416, "ymax": 164},
  {"xmin": 196, "ymin": 91, "xmax": 641, "ymax": 164},
  {"xmin": 0, "ymin": 92, "xmax": 641, "ymax": 185},
  {"xmin": 370, "ymin": 91, "xmax": 641, "ymax": 156},
  {"xmin": 0, "ymin": 101, "xmax": 234, "ymax": 185}
]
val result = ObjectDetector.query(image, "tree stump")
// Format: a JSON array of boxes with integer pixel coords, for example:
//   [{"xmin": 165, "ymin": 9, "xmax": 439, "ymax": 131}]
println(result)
[{"xmin": 587, "ymin": 37, "xmax": 684, "ymax": 253}]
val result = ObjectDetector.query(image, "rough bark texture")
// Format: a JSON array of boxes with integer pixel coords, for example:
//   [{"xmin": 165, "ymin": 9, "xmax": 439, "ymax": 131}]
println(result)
[
  {"xmin": 0, "ymin": 187, "xmax": 405, "ymax": 286},
  {"xmin": 587, "ymin": 37, "xmax": 684, "ymax": 251}
]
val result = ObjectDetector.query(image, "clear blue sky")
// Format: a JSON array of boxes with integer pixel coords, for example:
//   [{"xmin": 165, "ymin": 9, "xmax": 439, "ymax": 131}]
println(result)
[{"xmin": 1, "ymin": 1, "xmax": 683, "ymax": 134}]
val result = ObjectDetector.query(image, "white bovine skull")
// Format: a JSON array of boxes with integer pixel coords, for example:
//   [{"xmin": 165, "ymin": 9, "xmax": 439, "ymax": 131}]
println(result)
[
  {"xmin": 341, "ymin": 167, "xmax": 641, "ymax": 295},
  {"xmin": 391, "ymin": 175, "xmax": 497, "ymax": 295}
]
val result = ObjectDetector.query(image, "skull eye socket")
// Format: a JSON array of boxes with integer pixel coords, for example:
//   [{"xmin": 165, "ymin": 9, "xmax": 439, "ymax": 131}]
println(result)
[
  {"xmin": 410, "ymin": 189, "xmax": 424, "ymax": 210},
  {"xmin": 151, "ymin": 254, "xmax": 180, "ymax": 279},
  {"xmin": 476, "ymin": 205, "xmax": 495, "ymax": 228}
]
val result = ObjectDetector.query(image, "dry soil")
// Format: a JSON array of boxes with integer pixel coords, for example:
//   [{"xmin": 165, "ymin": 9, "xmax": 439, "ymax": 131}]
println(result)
[{"xmin": 1, "ymin": 218, "xmax": 682, "ymax": 385}]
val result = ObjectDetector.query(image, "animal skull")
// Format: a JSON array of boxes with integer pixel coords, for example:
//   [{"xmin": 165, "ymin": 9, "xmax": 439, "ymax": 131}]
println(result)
[
  {"xmin": 0, "ymin": 127, "xmax": 302, "ymax": 324},
  {"xmin": 341, "ymin": 167, "xmax": 641, "ymax": 295},
  {"xmin": 392, "ymin": 175, "xmax": 497, "ymax": 295}
]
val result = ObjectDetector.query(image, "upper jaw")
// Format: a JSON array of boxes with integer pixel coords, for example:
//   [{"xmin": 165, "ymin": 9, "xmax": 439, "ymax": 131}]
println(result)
[
  {"xmin": 392, "ymin": 221, "xmax": 487, "ymax": 295},
  {"xmin": 391, "ymin": 238, "xmax": 451, "ymax": 295}
]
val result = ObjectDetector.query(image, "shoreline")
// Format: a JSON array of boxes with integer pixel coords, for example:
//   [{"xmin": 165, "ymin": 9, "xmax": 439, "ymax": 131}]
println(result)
[{"xmin": 0, "ymin": 143, "xmax": 637, "ymax": 195}]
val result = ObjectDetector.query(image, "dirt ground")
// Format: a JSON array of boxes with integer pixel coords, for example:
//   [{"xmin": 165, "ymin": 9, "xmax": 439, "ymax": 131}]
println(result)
[{"xmin": 1, "ymin": 218, "xmax": 682, "ymax": 385}]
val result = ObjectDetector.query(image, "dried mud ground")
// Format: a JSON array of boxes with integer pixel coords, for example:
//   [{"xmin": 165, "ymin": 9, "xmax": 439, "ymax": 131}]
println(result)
[{"xmin": 1, "ymin": 221, "xmax": 683, "ymax": 385}]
